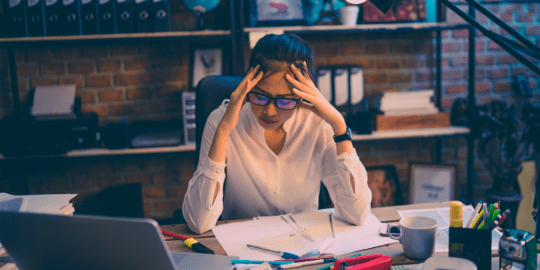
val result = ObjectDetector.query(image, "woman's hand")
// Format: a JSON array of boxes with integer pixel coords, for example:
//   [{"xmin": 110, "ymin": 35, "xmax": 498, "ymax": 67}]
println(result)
[
  {"xmin": 285, "ymin": 63, "xmax": 347, "ymax": 135},
  {"xmin": 218, "ymin": 65, "xmax": 264, "ymax": 132}
]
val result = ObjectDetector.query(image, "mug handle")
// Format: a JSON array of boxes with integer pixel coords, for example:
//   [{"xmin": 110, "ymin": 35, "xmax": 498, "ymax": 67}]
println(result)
[{"xmin": 387, "ymin": 223, "xmax": 402, "ymax": 241}]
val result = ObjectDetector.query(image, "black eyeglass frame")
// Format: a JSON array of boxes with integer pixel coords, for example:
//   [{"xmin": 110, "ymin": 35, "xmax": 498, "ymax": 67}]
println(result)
[{"xmin": 247, "ymin": 92, "xmax": 302, "ymax": 110}]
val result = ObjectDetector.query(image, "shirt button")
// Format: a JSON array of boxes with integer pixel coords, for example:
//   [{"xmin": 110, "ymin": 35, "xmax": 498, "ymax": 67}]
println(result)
[{"xmin": 215, "ymin": 169, "xmax": 220, "ymax": 174}]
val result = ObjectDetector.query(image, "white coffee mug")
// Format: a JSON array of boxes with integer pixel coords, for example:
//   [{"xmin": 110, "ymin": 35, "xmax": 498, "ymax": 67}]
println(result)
[
  {"xmin": 338, "ymin": 6, "xmax": 359, "ymax": 26},
  {"xmin": 388, "ymin": 216, "xmax": 438, "ymax": 259}
]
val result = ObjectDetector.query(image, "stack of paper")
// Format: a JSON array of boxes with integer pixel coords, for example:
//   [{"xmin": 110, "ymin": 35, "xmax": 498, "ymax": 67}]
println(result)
[
  {"xmin": 0, "ymin": 193, "xmax": 77, "ymax": 215},
  {"xmin": 377, "ymin": 90, "xmax": 439, "ymax": 116},
  {"xmin": 212, "ymin": 209, "xmax": 398, "ymax": 261}
]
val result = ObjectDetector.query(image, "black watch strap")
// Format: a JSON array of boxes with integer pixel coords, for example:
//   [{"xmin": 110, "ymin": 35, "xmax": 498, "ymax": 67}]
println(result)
[{"xmin": 334, "ymin": 127, "xmax": 353, "ymax": 143}]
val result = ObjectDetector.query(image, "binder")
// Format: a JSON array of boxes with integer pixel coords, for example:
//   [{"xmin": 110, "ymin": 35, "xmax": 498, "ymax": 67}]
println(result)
[
  {"xmin": 182, "ymin": 92, "xmax": 196, "ymax": 145},
  {"xmin": 80, "ymin": 0, "xmax": 99, "ymax": 35},
  {"xmin": 116, "ymin": 0, "xmax": 135, "ymax": 33},
  {"xmin": 62, "ymin": 0, "xmax": 82, "ymax": 35},
  {"xmin": 152, "ymin": 0, "xmax": 170, "ymax": 32},
  {"xmin": 134, "ymin": 0, "xmax": 152, "ymax": 33},
  {"xmin": 44, "ymin": 0, "xmax": 63, "ymax": 36},
  {"xmin": 332, "ymin": 67, "xmax": 350, "ymax": 124},
  {"xmin": 316, "ymin": 67, "xmax": 332, "ymax": 104},
  {"xmin": 26, "ymin": 0, "xmax": 46, "ymax": 36},
  {"xmin": 349, "ymin": 66, "xmax": 365, "ymax": 131},
  {"xmin": 98, "ymin": 0, "xmax": 116, "ymax": 34},
  {"xmin": 3, "ymin": 0, "xmax": 28, "ymax": 37}
]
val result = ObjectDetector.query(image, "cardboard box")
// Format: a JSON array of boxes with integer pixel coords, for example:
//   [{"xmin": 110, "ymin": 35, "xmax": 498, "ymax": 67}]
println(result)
[{"xmin": 376, "ymin": 112, "xmax": 450, "ymax": 131}]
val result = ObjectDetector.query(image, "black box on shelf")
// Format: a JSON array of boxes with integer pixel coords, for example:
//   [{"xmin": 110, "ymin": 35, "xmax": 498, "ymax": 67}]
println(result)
[
  {"xmin": 152, "ymin": 0, "xmax": 170, "ymax": 32},
  {"xmin": 116, "ymin": 0, "xmax": 135, "ymax": 33},
  {"xmin": 81, "ymin": 0, "xmax": 99, "ymax": 35},
  {"xmin": 26, "ymin": 0, "xmax": 46, "ymax": 36},
  {"xmin": 63, "ymin": 0, "xmax": 82, "ymax": 35},
  {"xmin": 44, "ymin": 0, "xmax": 63, "ymax": 36},
  {"xmin": 449, "ymin": 227, "xmax": 492, "ymax": 270},
  {"xmin": 98, "ymin": 0, "xmax": 116, "ymax": 34},
  {"xmin": 134, "ymin": 0, "xmax": 152, "ymax": 33}
]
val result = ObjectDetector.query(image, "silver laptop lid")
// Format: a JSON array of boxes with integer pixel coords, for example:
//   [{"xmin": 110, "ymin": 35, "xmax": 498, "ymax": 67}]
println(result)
[{"xmin": 0, "ymin": 211, "xmax": 179, "ymax": 270}]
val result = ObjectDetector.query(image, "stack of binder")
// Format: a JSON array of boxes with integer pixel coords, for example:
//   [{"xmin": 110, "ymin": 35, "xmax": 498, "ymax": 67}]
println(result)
[{"xmin": 2, "ymin": 0, "xmax": 171, "ymax": 37}]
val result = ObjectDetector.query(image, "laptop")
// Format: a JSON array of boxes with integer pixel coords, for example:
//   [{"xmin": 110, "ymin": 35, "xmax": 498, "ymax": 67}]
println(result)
[{"xmin": 0, "ymin": 211, "xmax": 238, "ymax": 270}]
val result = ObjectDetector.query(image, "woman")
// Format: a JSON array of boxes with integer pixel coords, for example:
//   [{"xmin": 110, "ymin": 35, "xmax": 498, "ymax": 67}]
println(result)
[{"xmin": 182, "ymin": 34, "xmax": 372, "ymax": 234}]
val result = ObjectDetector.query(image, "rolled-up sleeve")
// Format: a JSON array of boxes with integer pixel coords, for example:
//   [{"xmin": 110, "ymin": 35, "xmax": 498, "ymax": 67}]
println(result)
[
  {"xmin": 182, "ymin": 106, "xmax": 227, "ymax": 234},
  {"xmin": 321, "ymin": 129, "xmax": 372, "ymax": 226}
]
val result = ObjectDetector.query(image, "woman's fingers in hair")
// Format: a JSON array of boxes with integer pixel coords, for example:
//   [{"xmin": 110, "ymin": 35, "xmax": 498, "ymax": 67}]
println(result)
[
  {"xmin": 285, "ymin": 73, "xmax": 315, "ymax": 96},
  {"xmin": 292, "ymin": 88, "xmax": 316, "ymax": 103}
]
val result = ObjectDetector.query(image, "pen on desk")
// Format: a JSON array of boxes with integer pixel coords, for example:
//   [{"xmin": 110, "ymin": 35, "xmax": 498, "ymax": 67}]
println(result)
[
  {"xmin": 488, "ymin": 203, "xmax": 495, "ymax": 227},
  {"xmin": 470, "ymin": 208, "xmax": 484, "ymax": 229},
  {"xmin": 281, "ymin": 215, "xmax": 315, "ymax": 242},
  {"xmin": 329, "ymin": 213, "xmax": 335, "ymax": 238},
  {"xmin": 231, "ymin": 260, "xmax": 293, "ymax": 265},
  {"xmin": 450, "ymin": 201, "xmax": 463, "ymax": 228},
  {"xmin": 465, "ymin": 200, "xmax": 483, "ymax": 228},
  {"xmin": 487, "ymin": 220, "xmax": 500, "ymax": 231},
  {"xmin": 278, "ymin": 258, "xmax": 337, "ymax": 269},
  {"xmin": 315, "ymin": 253, "xmax": 362, "ymax": 270},
  {"xmin": 246, "ymin": 244, "xmax": 299, "ymax": 259},
  {"xmin": 277, "ymin": 256, "xmax": 336, "ymax": 262},
  {"xmin": 482, "ymin": 202, "xmax": 489, "ymax": 230},
  {"xmin": 498, "ymin": 209, "xmax": 511, "ymax": 226},
  {"xmin": 160, "ymin": 230, "xmax": 215, "ymax": 255}
]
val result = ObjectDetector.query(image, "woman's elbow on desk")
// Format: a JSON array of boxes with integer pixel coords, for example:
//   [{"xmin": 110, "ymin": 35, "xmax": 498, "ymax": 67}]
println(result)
[{"xmin": 182, "ymin": 206, "xmax": 216, "ymax": 234}]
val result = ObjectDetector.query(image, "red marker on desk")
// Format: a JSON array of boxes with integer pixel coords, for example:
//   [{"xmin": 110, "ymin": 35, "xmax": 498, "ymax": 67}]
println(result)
[{"xmin": 161, "ymin": 230, "xmax": 214, "ymax": 254}]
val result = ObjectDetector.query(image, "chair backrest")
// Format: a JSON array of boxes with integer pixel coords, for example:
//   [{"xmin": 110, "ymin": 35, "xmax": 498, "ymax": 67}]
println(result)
[{"xmin": 194, "ymin": 75, "xmax": 332, "ymax": 210}]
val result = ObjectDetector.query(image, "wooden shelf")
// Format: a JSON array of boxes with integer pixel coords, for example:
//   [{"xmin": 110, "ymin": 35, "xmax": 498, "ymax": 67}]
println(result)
[
  {"xmin": 0, "ymin": 144, "xmax": 196, "ymax": 160},
  {"xmin": 352, "ymin": 126, "xmax": 470, "ymax": 141},
  {"xmin": 0, "ymin": 30, "xmax": 231, "ymax": 47},
  {"xmin": 244, "ymin": 22, "xmax": 469, "ymax": 35}
]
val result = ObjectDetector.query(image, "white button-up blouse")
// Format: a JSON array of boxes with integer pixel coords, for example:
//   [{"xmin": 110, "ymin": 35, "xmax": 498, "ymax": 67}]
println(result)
[{"xmin": 182, "ymin": 101, "xmax": 372, "ymax": 234}]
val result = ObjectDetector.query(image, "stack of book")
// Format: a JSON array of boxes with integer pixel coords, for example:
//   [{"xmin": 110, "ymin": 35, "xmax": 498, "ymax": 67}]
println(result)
[
  {"xmin": 0, "ymin": 193, "xmax": 77, "ymax": 215},
  {"xmin": 377, "ymin": 90, "xmax": 438, "ymax": 116}
]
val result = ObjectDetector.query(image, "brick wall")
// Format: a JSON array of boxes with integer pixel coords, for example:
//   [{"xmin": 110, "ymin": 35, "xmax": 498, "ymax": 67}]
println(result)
[{"xmin": 0, "ymin": 1, "xmax": 538, "ymax": 222}]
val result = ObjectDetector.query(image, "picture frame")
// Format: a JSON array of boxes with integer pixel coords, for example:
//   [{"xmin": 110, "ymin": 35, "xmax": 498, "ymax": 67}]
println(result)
[
  {"xmin": 408, "ymin": 163, "xmax": 457, "ymax": 204},
  {"xmin": 191, "ymin": 47, "xmax": 223, "ymax": 88},
  {"xmin": 249, "ymin": 0, "xmax": 311, "ymax": 27},
  {"xmin": 365, "ymin": 165, "xmax": 404, "ymax": 207}
]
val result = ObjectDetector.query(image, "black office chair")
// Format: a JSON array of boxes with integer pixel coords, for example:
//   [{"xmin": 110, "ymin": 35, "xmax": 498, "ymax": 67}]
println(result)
[{"xmin": 173, "ymin": 76, "xmax": 333, "ymax": 223}]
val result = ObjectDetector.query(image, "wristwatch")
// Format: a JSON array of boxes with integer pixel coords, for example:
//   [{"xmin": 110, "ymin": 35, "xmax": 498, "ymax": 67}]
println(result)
[{"xmin": 333, "ymin": 127, "xmax": 353, "ymax": 143}]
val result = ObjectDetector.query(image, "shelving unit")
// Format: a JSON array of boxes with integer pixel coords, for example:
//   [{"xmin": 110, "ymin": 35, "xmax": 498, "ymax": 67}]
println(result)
[{"xmin": 0, "ymin": 1, "xmax": 477, "ymax": 202}]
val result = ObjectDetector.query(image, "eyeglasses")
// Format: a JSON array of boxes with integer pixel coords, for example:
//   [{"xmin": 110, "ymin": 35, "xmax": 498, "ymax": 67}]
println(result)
[{"xmin": 248, "ymin": 92, "xmax": 301, "ymax": 110}]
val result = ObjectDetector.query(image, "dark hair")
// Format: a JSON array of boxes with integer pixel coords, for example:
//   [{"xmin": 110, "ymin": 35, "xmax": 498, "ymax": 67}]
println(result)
[{"xmin": 248, "ymin": 34, "xmax": 315, "ymax": 81}]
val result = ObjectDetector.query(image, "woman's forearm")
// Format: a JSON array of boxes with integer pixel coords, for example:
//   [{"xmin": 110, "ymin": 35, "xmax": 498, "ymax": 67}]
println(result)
[{"xmin": 207, "ymin": 123, "xmax": 232, "ymax": 203}]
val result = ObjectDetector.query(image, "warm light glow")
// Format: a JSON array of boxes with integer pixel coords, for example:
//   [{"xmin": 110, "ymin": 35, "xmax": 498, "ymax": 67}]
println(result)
[{"xmin": 345, "ymin": 0, "xmax": 368, "ymax": 4}]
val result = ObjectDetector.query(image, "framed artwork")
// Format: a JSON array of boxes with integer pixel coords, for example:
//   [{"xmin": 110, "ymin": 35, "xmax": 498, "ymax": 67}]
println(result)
[
  {"xmin": 366, "ymin": 165, "xmax": 404, "ymax": 207},
  {"xmin": 191, "ymin": 48, "xmax": 223, "ymax": 88},
  {"xmin": 249, "ymin": 0, "xmax": 311, "ymax": 27},
  {"xmin": 409, "ymin": 163, "xmax": 457, "ymax": 204}
]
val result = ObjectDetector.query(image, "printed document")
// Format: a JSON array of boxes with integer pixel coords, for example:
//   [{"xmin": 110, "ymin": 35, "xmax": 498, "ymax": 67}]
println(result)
[{"xmin": 397, "ymin": 206, "xmax": 503, "ymax": 252}]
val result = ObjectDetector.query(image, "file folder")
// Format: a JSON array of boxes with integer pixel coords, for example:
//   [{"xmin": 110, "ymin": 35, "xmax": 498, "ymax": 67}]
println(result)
[
  {"xmin": 3, "ymin": 0, "xmax": 28, "ymax": 37},
  {"xmin": 63, "ymin": 0, "xmax": 82, "ymax": 35},
  {"xmin": 349, "ymin": 66, "xmax": 365, "ymax": 131},
  {"xmin": 135, "ymin": 0, "xmax": 152, "ymax": 33},
  {"xmin": 152, "ymin": 0, "xmax": 170, "ymax": 32},
  {"xmin": 81, "ymin": 0, "xmax": 99, "ymax": 34},
  {"xmin": 26, "ymin": 0, "xmax": 46, "ymax": 36},
  {"xmin": 44, "ymin": 0, "xmax": 63, "ymax": 36},
  {"xmin": 332, "ymin": 67, "xmax": 350, "ymax": 123},
  {"xmin": 116, "ymin": 0, "xmax": 135, "ymax": 33},
  {"xmin": 316, "ymin": 67, "xmax": 333, "ymax": 104},
  {"xmin": 98, "ymin": 0, "xmax": 116, "ymax": 34}
]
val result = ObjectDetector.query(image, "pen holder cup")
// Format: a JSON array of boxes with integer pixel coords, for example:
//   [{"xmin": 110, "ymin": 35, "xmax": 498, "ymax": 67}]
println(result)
[{"xmin": 449, "ymin": 227, "xmax": 491, "ymax": 270}]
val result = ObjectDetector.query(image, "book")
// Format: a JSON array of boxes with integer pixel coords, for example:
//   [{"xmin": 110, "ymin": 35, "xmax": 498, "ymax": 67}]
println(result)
[
  {"xmin": 44, "ymin": 0, "xmax": 63, "ymax": 36},
  {"xmin": 333, "ymin": 67, "xmax": 349, "ymax": 122},
  {"xmin": 316, "ymin": 67, "xmax": 332, "ymax": 103},
  {"xmin": 3, "ymin": 0, "xmax": 28, "ymax": 37},
  {"xmin": 81, "ymin": 0, "xmax": 99, "ymax": 34},
  {"xmin": 62, "ymin": 0, "xmax": 82, "ymax": 35},
  {"xmin": 116, "ymin": 0, "xmax": 135, "ymax": 33},
  {"xmin": 26, "ymin": 0, "xmax": 46, "ymax": 36},
  {"xmin": 383, "ymin": 105, "xmax": 439, "ymax": 117}
]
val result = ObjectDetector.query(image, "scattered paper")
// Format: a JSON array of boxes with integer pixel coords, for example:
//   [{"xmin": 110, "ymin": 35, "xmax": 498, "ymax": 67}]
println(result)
[
  {"xmin": 213, "ymin": 209, "xmax": 398, "ymax": 260},
  {"xmin": 397, "ymin": 206, "xmax": 503, "ymax": 252}
]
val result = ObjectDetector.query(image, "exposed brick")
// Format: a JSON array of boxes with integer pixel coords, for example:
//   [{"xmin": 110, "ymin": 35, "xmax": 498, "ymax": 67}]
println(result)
[
  {"xmin": 144, "ymin": 202, "xmax": 152, "ymax": 213},
  {"xmin": 14, "ymin": 50, "xmax": 25, "ymax": 63},
  {"xmin": 452, "ymin": 29, "xmax": 469, "ymax": 38},
  {"xmin": 41, "ymin": 62, "xmax": 67, "ymax": 76},
  {"xmin": 497, "ymin": 55, "xmax": 519, "ymax": 64},
  {"xmin": 342, "ymin": 44, "xmax": 364, "ymax": 55},
  {"xmin": 126, "ymin": 174, "xmax": 152, "ymax": 186},
  {"xmin": 88, "ymin": 162, "xmax": 113, "ymax": 174},
  {"xmin": 447, "ymin": 85, "xmax": 467, "ymax": 94},
  {"xmin": 125, "ymin": 58, "xmax": 151, "ymax": 71},
  {"xmin": 73, "ymin": 176, "xmax": 99, "ymax": 189},
  {"xmin": 315, "ymin": 45, "xmax": 339, "ymax": 58},
  {"xmin": 115, "ymin": 159, "xmax": 140, "ymax": 173},
  {"xmin": 48, "ymin": 178, "xmax": 72, "ymax": 192},
  {"xmin": 365, "ymin": 72, "xmax": 388, "ymax": 84},
  {"xmin": 152, "ymin": 55, "xmax": 181, "ymax": 68},
  {"xmin": 59, "ymin": 77, "xmax": 84, "ymax": 88},
  {"xmin": 451, "ymin": 56, "xmax": 467, "ymax": 66},
  {"xmin": 100, "ymin": 175, "xmax": 125, "ymax": 187},
  {"xmin": 488, "ymin": 41, "xmax": 503, "ymax": 51},
  {"xmin": 111, "ymin": 44, "xmax": 138, "ymax": 56},
  {"xmin": 488, "ymin": 67, "xmax": 509, "ymax": 79},
  {"xmin": 141, "ymin": 70, "xmax": 170, "ymax": 84},
  {"xmin": 179, "ymin": 171, "xmax": 194, "ymax": 183},
  {"xmin": 87, "ymin": 75, "xmax": 112, "ymax": 87},
  {"xmin": 327, "ymin": 58, "xmax": 350, "ymax": 66},
  {"xmin": 167, "ymin": 185, "xmax": 188, "ymax": 198},
  {"xmin": 17, "ymin": 63, "xmax": 39, "ymax": 77},
  {"xmin": 127, "ymin": 87, "xmax": 153, "ymax": 100},
  {"xmin": 27, "ymin": 48, "xmax": 53, "ymax": 62},
  {"xmin": 378, "ymin": 58, "xmax": 400, "ymax": 69},
  {"xmin": 408, "ymin": 151, "xmax": 431, "ymax": 163},
  {"xmin": 77, "ymin": 92, "xmax": 96, "ymax": 104},
  {"xmin": 169, "ymin": 68, "xmax": 188, "ymax": 83},
  {"xmin": 54, "ymin": 47, "xmax": 81, "ymax": 60},
  {"xmin": 475, "ymin": 82, "xmax": 491, "ymax": 93},
  {"xmin": 500, "ymin": 26, "xmax": 522, "ymax": 37},
  {"xmin": 31, "ymin": 78, "xmax": 58, "ymax": 88},
  {"xmin": 98, "ymin": 60, "xmax": 122, "ymax": 72},
  {"xmin": 142, "ymin": 159, "xmax": 168, "ymax": 171},
  {"xmin": 525, "ymin": 25, "xmax": 540, "ymax": 36},
  {"xmin": 383, "ymin": 155, "xmax": 406, "ymax": 165},
  {"xmin": 475, "ymin": 55, "xmax": 495, "ymax": 65},
  {"xmin": 69, "ymin": 61, "xmax": 95, "ymax": 74},
  {"xmin": 81, "ymin": 105, "xmax": 107, "ymax": 117},
  {"xmin": 416, "ymin": 71, "xmax": 430, "ymax": 82},
  {"xmin": 136, "ymin": 101, "xmax": 162, "ymax": 114},
  {"xmin": 98, "ymin": 90, "xmax": 124, "ymax": 102},
  {"xmin": 442, "ymin": 70, "xmax": 463, "ymax": 80},
  {"xmin": 154, "ymin": 199, "xmax": 181, "ymax": 212},
  {"xmin": 494, "ymin": 80, "xmax": 512, "ymax": 92},
  {"xmin": 392, "ymin": 43, "xmax": 414, "ymax": 54},
  {"xmin": 388, "ymin": 72, "xmax": 412, "ymax": 83},
  {"xmin": 108, "ymin": 104, "xmax": 134, "ymax": 116},
  {"xmin": 365, "ymin": 44, "xmax": 389, "ymax": 55},
  {"xmin": 81, "ymin": 45, "xmax": 109, "ymax": 58},
  {"xmin": 140, "ymin": 43, "xmax": 166, "ymax": 54},
  {"xmin": 442, "ymin": 41, "xmax": 462, "ymax": 52},
  {"xmin": 162, "ymin": 100, "xmax": 183, "ymax": 113},
  {"xmin": 358, "ymin": 156, "xmax": 381, "ymax": 167},
  {"xmin": 29, "ymin": 180, "xmax": 47, "ymax": 194},
  {"xmin": 115, "ymin": 74, "xmax": 140, "ymax": 86},
  {"xmin": 143, "ymin": 187, "xmax": 166, "ymax": 199},
  {"xmin": 154, "ymin": 173, "xmax": 177, "ymax": 185}
]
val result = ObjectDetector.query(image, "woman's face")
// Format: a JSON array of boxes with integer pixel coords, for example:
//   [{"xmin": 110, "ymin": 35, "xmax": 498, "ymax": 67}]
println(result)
[{"xmin": 250, "ymin": 67, "xmax": 301, "ymax": 130}]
